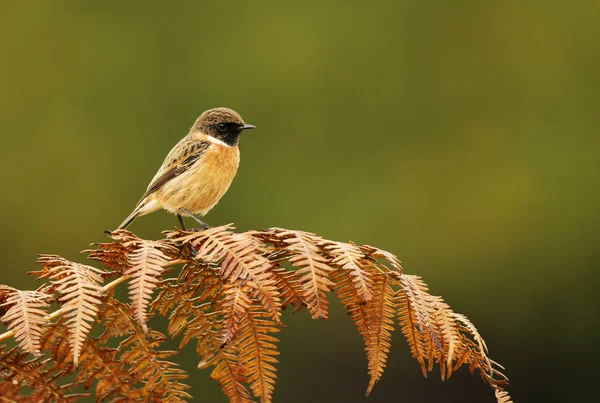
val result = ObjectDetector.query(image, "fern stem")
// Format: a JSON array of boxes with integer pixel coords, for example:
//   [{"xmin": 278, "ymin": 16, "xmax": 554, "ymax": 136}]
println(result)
[{"xmin": 102, "ymin": 275, "xmax": 131, "ymax": 292}]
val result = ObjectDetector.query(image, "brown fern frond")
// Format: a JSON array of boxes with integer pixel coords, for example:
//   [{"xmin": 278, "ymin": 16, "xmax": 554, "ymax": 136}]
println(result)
[
  {"xmin": 118, "ymin": 329, "xmax": 191, "ymax": 402},
  {"xmin": 166, "ymin": 298, "xmax": 220, "ymax": 357},
  {"xmin": 270, "ymin": 266, "xmax": 304, "ymax": 312},
  {"xmin": 39, "ymin": 318, "xmax": 75, "ymax": 373},
  {"xmin": 323, "ymin": 240, "xmax": 374, "ymax": 301},
  {"xmin": 452, "ymin": 313, "xmax": 509, "ymax": 393},
  {"xmin": 102, "ymin": 299, "xmax": 191, "ymax": 402},
  {"xmin": 397, "ymin": 273, "xmax": 509, "ymax": 400},
  {"xmin": 235, "ymin": 305, "xmax": 280, "ymax": 403},
  {"xmin": 170, "ymin": 225, "xmax": 252, "ymax": 281},
  {"xmin": 219, "ymin": 282, "xmax": 253, "ymax": 345},
  {"xmin": 109, "ymin": 230, "xmax": 178, "ymax": 332},
  {"xmin": 0, "ymin": 286, "xmax": 52, "ymax": 354},
  {"xmin": 364, "ymin": 274, "xmax": 396, "ymax": 396},
  {"xmin": 397, "ymin": 274, "xmax": 446, "ymax": 373},
  {"xmin": 453, "ymin": 312, "xmax": 489, "ymax": 354},
  {"xmin": 208, "ymin": 349, "xmax": 256, "ymax": 403},
  {"xmin": 333, "ymin": 261, "xmax": 400, "ymax": 395},
  {"xmin": 170, "ymin": 226, "xmax": 282, "ymax": 324},
  {"xmin": 96, "ymin": 294, "xmax": 137, "ymax": 343},
  {"xmin": 261, "ymin": 228, "xmax": 334, "ymax": 319},
  {"xmin": 360, "ymin": 245, "xmax": 403, "ymax": 273},
  {"xmin": 36, "ymin": 255, "xmax": 105, "ymax": 366},
  {"xmin": 0, "ymin": 226, "xmax": 510, "ymax": 402},
  {"xmin": 432, "ymin": 296, "xmax": 460, "ymax": 380},
  {"xmin": 86, "ymin": 240, "xmax": 130, "ymax": 272},
  {"xmin": 494, "ymin": 388, "xmax": 513, "ymax": 403},
  {"xmin": 333, "ymin": 267, "xmax": 370, "ymax": 342},
  {"xmin": 395, "ymin": 286, "xmax": 428, "ymax": 377},
  {"xmin": 0, "ymin": 345, "xmax": 88, "ymax": 402},
  {"xmin": 151, "ymin": 262, "xmax": 220, "ymax": 316},
  {"xmin": 75, "ymin": 343, "xmax": 132, "ymax": 400}
]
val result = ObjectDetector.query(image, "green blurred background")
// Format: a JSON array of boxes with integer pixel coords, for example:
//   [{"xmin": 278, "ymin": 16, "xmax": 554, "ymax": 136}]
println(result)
[{"xmin": 1, "ymin": 1, "xmax": 597, "ymax": 402}]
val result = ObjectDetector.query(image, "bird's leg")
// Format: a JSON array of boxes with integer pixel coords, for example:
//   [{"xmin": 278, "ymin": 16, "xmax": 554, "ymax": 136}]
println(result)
[
  {"xmin": 179, "ymin": 208, "xmax": 212, "ymax": 231},
  {"xmin": 177, "ymin": 214, "xmax": 187, "ymax": 230}
]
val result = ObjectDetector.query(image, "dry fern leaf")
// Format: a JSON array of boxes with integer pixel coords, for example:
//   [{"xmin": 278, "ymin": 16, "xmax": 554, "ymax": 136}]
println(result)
[
  {"xmin": 395, "ymin": 285, "xmax": 428, "ymax": 377},
  {"xmin": 333, "ymin": 269, "xmax": 371, "ymax": 345},
  {"xmin": 102, "ymin": 298, "xmax": 191, "ymax": 402},
  {"xmin": 96, "ymin": 294, "xmax": 137, "ymax": 343},
  {"xmin": 219, "ymin": 282, "xmax": 253, "ymax": 345},
  {"xmin": 39, "ymin": 318, "xmax": 75, "ymax": 374},
  {"xmin": 98, "ymin": 296, "xmax": 193, "ymax": 401},
  {"xmin": 0, "ymin": 286, "xmax": 52, "ymax": 354},
  {"xmin": 235, "ymin": 305, "xmax": 280, "ymax": 403},
  {"xmin": 110, "ymin": 230, "xmax": 178, "ymax": 332},
  {"xmin": 208, "ymin": 349, "xmax": 256, "ymax": 403},
  {"xmin": 74, "ymin": 343, "xmax": 132, "ymax": 401},
  {"xmin": 151, "ymin": 262, "xmax": 219, "ymax": 317},
  {"xmin": 364, "ymin": 273, "xmax": 396, "ymax": 396},
  {"xmin": 86, "ymin": 240, "xmax": 130, "ymax": 272},
  {"xmin": 397, "ymin": 274, "xmax": 447, "ymax": 374},
  {"xmin": 322, "ymin": 240, "xmax": 374, "ymax": 301},
  {"xmin": 398, "ymin": 273, "xmax": 509, "ymax": 400},
  {"xmin": 360, "ymin": 244, "xmax": 403, "ymax": 273},
  {"xmin": 170, "ymin": 226, "xmax": 282, "ymax": 324},
  {"xmin": 452, "ymin": 313, "xmax": 509, "ymax": 393},
  {"xmin": 0, "ymin": 345, "xmax": 87, "ymax": 402},
  {"xmin": 413, "ymin": 292, "xmax": 461, "ymax": 380},
  {"xmin": 118, "ymin": 329, "xmax": 191, "ymax": 402},
  {"xmin": 494, "ymin": 388, "xmax": 513, "ymax": 403},
  {"xmin": 36, "ymin": 255, "xmax": 105, "ymax": 366},
  {"xmin": 165, "ymin": 296, "xmax": 220, "ymax": 358},
  {"xmin": 333, "ymin": 267, "xmax": 396, "ymax": 396},
  {"xmin": 262, "ymin": 228, "xmax": 335, "ymax": 319},
  {"xmin": 270, "ymin": 266, "xmax": 304, "ymax": 312}
]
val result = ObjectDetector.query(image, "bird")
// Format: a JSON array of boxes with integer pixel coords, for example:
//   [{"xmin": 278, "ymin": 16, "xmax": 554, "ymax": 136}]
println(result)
[{"xmin": 116, "ymin": 107, "xmax": 255, "ymax": 231}]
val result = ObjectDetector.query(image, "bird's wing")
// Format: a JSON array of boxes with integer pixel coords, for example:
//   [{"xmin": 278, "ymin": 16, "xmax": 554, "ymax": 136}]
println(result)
[{"xmin": 136, "ymin": 138, "xmax": 211, "ymax": 206}]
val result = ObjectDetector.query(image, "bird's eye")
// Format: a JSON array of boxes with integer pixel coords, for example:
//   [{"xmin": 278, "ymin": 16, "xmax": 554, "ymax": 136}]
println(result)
[{"xmin": 217, "ymin": 123, "xmax": 228, "ymax": 132}]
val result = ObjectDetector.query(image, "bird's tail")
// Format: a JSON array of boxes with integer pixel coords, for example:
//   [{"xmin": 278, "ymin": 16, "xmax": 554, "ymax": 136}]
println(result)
[
  {"xmin": 117, "ymin": 206, "xmax": 142, "ymax": 230},
  {"xmin": 116, "ymin": 198, "xmax": 159, "ymax": 230}
]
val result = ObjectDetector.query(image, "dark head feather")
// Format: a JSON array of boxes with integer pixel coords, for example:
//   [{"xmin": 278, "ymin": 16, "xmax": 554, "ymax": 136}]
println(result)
[{"xmin": 191, "ymin": 107, "xmax": 253, "ymax": 146}]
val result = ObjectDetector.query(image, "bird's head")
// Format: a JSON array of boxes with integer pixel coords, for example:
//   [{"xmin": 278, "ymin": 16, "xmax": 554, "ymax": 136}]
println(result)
[{"xmin": 193, "ymin": 107, "xmax": 255, "ymax": 146}]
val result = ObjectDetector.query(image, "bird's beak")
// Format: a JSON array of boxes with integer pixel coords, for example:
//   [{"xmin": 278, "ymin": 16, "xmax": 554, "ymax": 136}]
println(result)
[{"xmin": 240, "ymin": 123, "xmax": 256, "ymax": 130}]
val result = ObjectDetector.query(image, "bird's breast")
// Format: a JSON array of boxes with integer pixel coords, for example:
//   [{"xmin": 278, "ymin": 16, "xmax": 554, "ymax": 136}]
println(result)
[{"xmin": 158, "ymin": 145, "xmax": 240, "ymax": 215}]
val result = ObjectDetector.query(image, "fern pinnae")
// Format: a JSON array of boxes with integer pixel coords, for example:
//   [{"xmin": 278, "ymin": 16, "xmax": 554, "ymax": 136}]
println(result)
[
  {"xmin": 395, "ymin": 287, "xmax": 428, "ymax": 378},
  {"xmin": 364, "ymin": 273, "xmax": 396, "ymax": 396},
  {"xmin": 0, "ymin": 345, "xmax": 87, "ymax": 401},
  {"xmin": 494, "ymin": 388, "xmax": 513, "ymax": 403},
  {"xmin": 0, "ymin": 286, "xmax": 52, "ymax": 355},
  {"xmin": 86, "ymin": 240, "xmax": 130, "ymax": 272},
  {"xmin": 453, "ymin": 312, "xmax": 489, "ymax": 354},
  {"xmin": 220, "ymin": 282, "xmax": 253, "ymax": 345},
  {"xmin": 36, "ymin": 255, "xmax": 105, "ymax": 366},
  {"xmin": 0, "ymin": 226, "xmax": 510, "ymax": 402},
  {"xmin": 360, "ymin": 245, "xmax": 403, "ymax": 273},
  {"xmin": 175, "ymin": 226, "xmax": 282, "ymax": 323},
  {"xmin": 399, "ymin": 274, "xmax": 447, "ymax": 368},
  {"xmin": 236, "ymin": 306, "xmax": 280, "ymax": 403},
  {"xmin": 210, "ymin": 349, "xmax": 256, "ymax": 403},
  {"xmin": 323, "ymin": 240, "xmax": 373, "ymax": 301},
  {"xmin": 121, "ymin": 236, "xmax": 177, "ymax": 332},
  {"xmin": 270, "ymin": 266, "xmax": 304, "ymax": 312},
  {"xmin": 267, "ymin": 228, "xmax": 334, "ymax": 319},
  {"xmin": 430, "ymin": 296, "xmax": 460, "ymax": 380}
]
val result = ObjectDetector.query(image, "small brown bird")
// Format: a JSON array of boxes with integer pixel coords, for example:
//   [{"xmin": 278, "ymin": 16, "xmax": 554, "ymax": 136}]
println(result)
[{"xmin": 117, "ymin": 107, "xmax": 255, "ymax": 230}]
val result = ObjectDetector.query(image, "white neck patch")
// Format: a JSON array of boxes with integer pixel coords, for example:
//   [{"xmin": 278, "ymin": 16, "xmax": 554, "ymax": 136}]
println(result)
[{"xmin": 206, "ymin": 135, "xmax": 231, "ymax": 147}]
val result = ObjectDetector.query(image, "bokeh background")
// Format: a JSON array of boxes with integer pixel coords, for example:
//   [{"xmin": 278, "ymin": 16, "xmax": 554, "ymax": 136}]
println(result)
[{"xmin": 1, "ymin": 1, "xmax": 598, "ymax": 402}]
